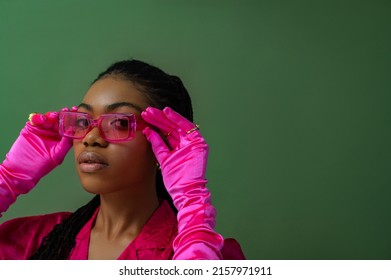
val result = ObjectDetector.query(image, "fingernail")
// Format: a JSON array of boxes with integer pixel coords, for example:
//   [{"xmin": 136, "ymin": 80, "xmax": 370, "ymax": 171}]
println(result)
[{"xmin": 31, "ymin": 114, "xmax": 44, "ymax": 125}]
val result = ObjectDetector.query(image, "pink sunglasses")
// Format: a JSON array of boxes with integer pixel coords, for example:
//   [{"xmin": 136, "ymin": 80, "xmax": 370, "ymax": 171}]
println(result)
[{"xmin": 59, "ymin": 111, "xmax": 147, "ymax": 142}]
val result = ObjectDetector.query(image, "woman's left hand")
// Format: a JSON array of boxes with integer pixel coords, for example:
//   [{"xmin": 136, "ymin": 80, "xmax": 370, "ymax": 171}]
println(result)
[{"xmin": 141, "ymin": 107, "xmax": 224, "ymax": 260}]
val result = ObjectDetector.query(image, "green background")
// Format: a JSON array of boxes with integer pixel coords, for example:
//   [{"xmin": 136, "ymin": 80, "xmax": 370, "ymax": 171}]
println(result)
[{"xmin": 0, "ymin": 0, "xmax": 390, "ymax": 260}]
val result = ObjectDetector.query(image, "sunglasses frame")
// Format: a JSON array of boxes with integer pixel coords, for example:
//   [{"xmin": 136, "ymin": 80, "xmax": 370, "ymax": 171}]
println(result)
[{"xmin": 58, "ymin": 111, "xmax": 145, "ymax": 142}]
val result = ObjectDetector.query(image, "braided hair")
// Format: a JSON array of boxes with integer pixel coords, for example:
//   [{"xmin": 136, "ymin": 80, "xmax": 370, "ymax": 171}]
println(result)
[{"xmin": 29, "ymin": 59, "xmax": 193, "ymax": 259}]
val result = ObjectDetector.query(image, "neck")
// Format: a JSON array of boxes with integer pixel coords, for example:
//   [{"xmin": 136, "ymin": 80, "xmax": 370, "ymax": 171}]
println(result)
[{"xmin": 94, "ymin": 189, "xmax": 160, "ymax": 240}]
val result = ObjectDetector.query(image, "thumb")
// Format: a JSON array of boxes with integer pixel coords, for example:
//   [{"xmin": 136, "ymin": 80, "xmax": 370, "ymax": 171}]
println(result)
[
  {"xmin": 51, "ymin": 136, "xmax": 73, "ymax": 165},
  {"xmin": 143, "ymin": 127, "xmax": 171, "ymax": 164}
]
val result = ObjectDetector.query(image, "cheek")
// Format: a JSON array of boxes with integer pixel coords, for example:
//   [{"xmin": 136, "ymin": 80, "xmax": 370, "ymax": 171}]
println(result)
[
  {"xmin": 109, "ymin": 138, "xmax": 156, "ymax": 180},
  {"xmin": 71, "ymin": 135, "xmax": 156, "ymax": 191},
  {"xmin": 72, "ymin": 141, "xmax": 82, "ymax": 162}
]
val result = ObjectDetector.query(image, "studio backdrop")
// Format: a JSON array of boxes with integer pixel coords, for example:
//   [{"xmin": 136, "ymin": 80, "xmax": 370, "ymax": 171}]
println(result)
[{"xmin": 0, "ymin": 0, "xmax": 390, "ymax": 259}]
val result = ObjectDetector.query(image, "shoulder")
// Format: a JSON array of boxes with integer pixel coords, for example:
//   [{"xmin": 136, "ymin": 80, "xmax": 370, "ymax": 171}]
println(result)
[
  {"xmin": 0, "ymin": 212, "xmax": 71, "ymax": 232},
  {"xmin": 0, "ymin": 212, "xmax": 71, "ymax": 259},
  {"xmin": 221, "ymin": 238, "xmax": 246, "ymax": 260}
]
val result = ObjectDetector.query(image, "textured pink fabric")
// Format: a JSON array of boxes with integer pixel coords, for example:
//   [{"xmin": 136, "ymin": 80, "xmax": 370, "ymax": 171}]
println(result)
[
  {"xmin": 0, "ymin": 211, "xmax": 71, "ymax": 259},
  {"xmin": 69, "ymin": 200, "xmax": 177, "ymax": 260},
  {"xmin": 0, "ymin": 201, "xmax": 245, "ymax": 260},
  {"xmin": 142, "ymin": 107, "xmax": 225, "ymax": 260},
  {"xmin": 0, "ymin": 108, "xmax": 77, "ymax": 216}
]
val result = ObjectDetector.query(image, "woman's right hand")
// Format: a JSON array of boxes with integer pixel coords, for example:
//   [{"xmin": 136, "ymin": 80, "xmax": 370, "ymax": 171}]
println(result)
[{"xmin": 0, "ymin": 106, "xmax": 77, "ymax": 216}]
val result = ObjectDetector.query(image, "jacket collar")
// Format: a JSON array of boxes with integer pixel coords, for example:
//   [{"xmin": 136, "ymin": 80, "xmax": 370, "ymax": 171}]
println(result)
[{"xmin": 71, "ymin": 200, "xmax": 177, "ymax": 259}]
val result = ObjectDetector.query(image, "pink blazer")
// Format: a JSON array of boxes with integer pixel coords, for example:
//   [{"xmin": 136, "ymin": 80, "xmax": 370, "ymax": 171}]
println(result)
[{"xmin": 0, "ymin": 201, "xmax": 245, "ymax": 260}]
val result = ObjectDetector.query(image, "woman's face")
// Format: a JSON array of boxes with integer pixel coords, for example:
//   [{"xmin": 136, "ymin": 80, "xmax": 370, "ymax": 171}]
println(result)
[{"xmin": 73, "ymin": 76, "xmax": 157, "ymax": 196}]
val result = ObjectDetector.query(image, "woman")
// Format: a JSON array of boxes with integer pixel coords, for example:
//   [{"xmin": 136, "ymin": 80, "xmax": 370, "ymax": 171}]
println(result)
[{"xmin": 0, "ymin": 59, "xmax": 245, "ymax": 259}]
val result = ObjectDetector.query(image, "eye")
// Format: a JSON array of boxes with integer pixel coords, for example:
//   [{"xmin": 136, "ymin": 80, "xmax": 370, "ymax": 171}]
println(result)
[
  {"xmin": 110, "ymin": 117, "xmax": 129, "ymax": 130},
  {"xmin": 75, "ymin": 118, "xmax": 89, "ymax": 129}
]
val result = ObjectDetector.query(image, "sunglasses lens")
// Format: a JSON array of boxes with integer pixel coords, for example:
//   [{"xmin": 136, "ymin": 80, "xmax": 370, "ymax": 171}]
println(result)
[
  {"xmin": 59, "ymin": 112, "xmax": 136, "ymax": 141},
  {"xmin": 60, "ymin": 112, "xmax": 90, "ymax": 139},
  {"xmin": 100, "ymin": 115, "xmax": 135, "ymax": 141}
]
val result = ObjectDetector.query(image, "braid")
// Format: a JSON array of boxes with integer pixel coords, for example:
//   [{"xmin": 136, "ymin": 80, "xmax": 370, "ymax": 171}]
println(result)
[
  {"xmin": 29, "ymin": 195, "xmax": 100, "ymax": 259},
  {"xmin": 168, "ymin": 75, "xmax": 193, "ymax": 122}
]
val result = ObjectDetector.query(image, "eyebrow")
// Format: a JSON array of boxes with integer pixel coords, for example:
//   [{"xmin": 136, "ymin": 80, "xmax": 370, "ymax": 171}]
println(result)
[{"xmin": 78, "ymin": 102, "xmax": 143, "ymax": 113}]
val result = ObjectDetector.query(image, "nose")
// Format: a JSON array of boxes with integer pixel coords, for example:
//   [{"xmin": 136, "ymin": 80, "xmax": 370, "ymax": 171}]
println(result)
[{"xmin": 82, "ymin": 127, "xmax": 108, "ymax": 147}]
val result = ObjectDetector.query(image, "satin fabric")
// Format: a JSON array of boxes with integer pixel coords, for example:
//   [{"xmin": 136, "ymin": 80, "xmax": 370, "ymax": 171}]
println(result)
[
  {"xmin": 0, "ymin": 109, "xmax": 75, "ymax": 216},
  {"xmin": 142, "ymin": 107, "xmax": 226, "ymax": 259},
  {"xmin": 0, "ymin": 201, "xmax": 245, "ymax": 260}
]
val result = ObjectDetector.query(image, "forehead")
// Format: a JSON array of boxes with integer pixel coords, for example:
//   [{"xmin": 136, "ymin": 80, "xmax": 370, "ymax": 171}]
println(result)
[{"xmin": 82, "ymin": 77, "xmax": 149, "ymax": 111}]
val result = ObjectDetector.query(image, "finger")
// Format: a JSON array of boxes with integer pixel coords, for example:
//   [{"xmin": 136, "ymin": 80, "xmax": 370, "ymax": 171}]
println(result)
[
  {"xmin": 52, "ymin": 137, "xmax": 73, "ymax": 165},
  {"xmin": 30, "ymin": 113, "xmax": 46, "ymax": 126},
  {"xmin": 143, "ymin": 127, "xmax": 171, "ymax": 163},
  {"xmin": 141, "ymin": 107, "xmax": 177, "ymax": 134},
  {"xmin": 60, "ymin": 106, "xmax": 78, "ymax": 113},
  {"xmin": 163, "ymin": 107, "xmax": 196, "ymax": 132},
  {"xmin": 45, "ymin": 111, "xmax": 59, "ymax": 123},
  {"xmin": 44, "ymin": 111, "xmax": 60, "ymax": 131},
  {"xmin": 142, "ymin": 108, "xmax": 181, "ymax": 149}
]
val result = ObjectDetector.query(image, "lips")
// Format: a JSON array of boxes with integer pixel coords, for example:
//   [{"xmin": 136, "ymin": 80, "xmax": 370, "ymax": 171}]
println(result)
[{"xmin": 77, "ymin": 151, "xmax": 109, "ymax": 173}]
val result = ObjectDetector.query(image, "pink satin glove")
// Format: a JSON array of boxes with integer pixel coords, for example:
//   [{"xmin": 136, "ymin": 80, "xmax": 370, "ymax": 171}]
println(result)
[
  {"xmin": 0, "ymin": 107, "xmax": 78, "ymax": 217},
  {"xmin": 142, "ymin": 107, "xmax": 224, "ymax": 260}
]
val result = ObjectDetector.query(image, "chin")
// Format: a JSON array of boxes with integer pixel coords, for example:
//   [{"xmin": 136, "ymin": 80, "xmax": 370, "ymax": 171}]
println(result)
[
  {"xmin": 79, "ymin": 176, "xmax": 134, "ymax": 196},
  {"xmin": 81, "ymin": 183, "xmax": 107, "ymax": 195},
  {"xmin": 78, "ymin": 174, "xmax": 111, "ymax": 195}
]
